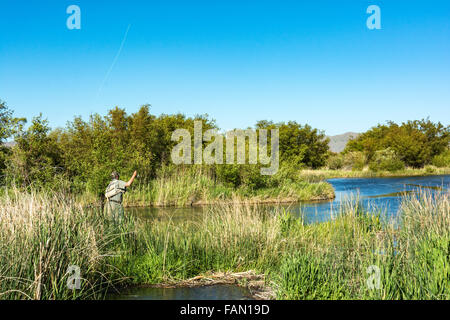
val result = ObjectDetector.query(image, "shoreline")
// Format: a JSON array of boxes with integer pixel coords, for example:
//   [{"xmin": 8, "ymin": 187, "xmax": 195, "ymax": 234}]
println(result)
[
  {"xmin": 301, "ymin": 167, "xmax": 450, "ymax": 179},
  {"xmin": 101, "ymin": 168, "xmax": 450, "ymax": 209}
]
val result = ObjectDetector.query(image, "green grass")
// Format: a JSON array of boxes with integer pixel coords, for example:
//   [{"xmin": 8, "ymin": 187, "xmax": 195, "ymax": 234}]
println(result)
[
  {"xmin": 77, "ymin": 165, "xmax": 335, "ymax": 207},
  {"xmin": 0, "ymin": 189, "xmax": 129, "ymax": 299},
  {"xmin": 1, "ymin": 188, "xmax": 448, "ymax": 300},
  {"xmin": 114, "ymin": 190, "xmax": 449, "ymax": 299}
]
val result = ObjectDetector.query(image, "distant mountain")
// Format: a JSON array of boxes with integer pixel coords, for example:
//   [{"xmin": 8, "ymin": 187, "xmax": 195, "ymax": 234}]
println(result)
[{"xmin": 327, "ymin": 132, "xmax": 360, "ymax": 153}]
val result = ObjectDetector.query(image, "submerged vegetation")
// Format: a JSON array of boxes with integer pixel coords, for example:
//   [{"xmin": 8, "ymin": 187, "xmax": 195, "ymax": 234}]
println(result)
[{"xmin": 1, "ymin": 189, "xmax": 448, "ymax": 300}]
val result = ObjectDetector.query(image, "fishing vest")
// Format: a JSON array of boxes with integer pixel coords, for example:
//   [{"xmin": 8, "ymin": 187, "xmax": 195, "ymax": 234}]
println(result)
[{"xmin": 105, "ymin": 180, "xmax": 126, "ymax": 200}]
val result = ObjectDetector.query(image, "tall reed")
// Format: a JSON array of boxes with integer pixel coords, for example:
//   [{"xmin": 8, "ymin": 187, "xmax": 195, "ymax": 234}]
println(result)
[
  {"xmin": 1, "ymin": 188, "xmax": 448, "ymax": 300},
  {"xmin": 0, "ymin": 189, "xmax": 125, "ymax": 299}
]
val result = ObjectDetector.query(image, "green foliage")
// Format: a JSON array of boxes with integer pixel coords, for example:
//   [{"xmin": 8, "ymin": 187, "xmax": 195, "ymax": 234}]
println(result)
[
  {"xmin": 6, "ymin": 114, "xmax": 63, "ymax": 189},
  {"xmin": 277, "ymin": 252, "xmax": 347, "ymax": 299},
  {"xmin": 256, "ymin": 120, "xmax": 329, "ymax": 168},
  {"xmin": 432, "ymin": 149, "xmax": 450, "ymax": 168},
  {"xmin": 369, "ymin": 148, "xmax": 405, "ymax": 172},
  {"xmin": 342, "ymin": 151, "xmax": 366, "ymax": 171},
  {"xmin": 346, "ymin": 119, "xmax": 450, "ymax": 168},
  {"xmin": 216, "ymin": 164, "xmax": 241, "ymax": 188},
  {"xmin": 0, "ymin": 191, "xmax": 126, "ymax": 299},
  {"xmin": 1, "ymin": 189, "xmax": 448, "ymax": 300},
  {"xmin": 0, "ymin": 100, "xmax": 26, "ymax": 142},
  {"xmin": 0, "ymin": 101, "xmax": 26, "ymax": 184},
  {"xmin": 327, "ymin": 153, "xmax": 344, "ymax": 170}
]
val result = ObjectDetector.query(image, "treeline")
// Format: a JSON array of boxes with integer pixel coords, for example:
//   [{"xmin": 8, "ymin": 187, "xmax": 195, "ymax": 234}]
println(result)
[
  {"xmin": 0, "ymin": 100, "xmax": 329, "ymax": 197},
  {"xmin": 1, "ymin": 99, "xmax": 449, "ymax": 198},
  {"xmin": 328, "ymin": 120, "xmax": 450, "ymax": 171}
]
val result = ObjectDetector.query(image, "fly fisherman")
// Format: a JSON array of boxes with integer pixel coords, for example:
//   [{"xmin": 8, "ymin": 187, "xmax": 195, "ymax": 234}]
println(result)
[{"xmin": 104, "ymin": 170, "xmax": 137, "ymax": 223}]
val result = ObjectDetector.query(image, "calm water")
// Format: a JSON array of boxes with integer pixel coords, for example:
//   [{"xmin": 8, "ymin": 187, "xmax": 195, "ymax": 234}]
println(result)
[
  {"xmin": 128, "ymin": 174, "xmax": 449, "ymax": 224},
  {"xmin": 113, "ymin": 174, "xmax": 449, "ymax": 300}
]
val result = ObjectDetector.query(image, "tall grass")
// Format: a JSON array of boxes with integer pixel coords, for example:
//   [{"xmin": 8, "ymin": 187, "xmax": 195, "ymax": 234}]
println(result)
[
  {"xmin": 0, "ymin": 189, "xmax": 127, "ymax": 300},
  {"xmin": 116, "ymin": 190, "xmax": 449, "ymax": 300},
  {"xmin": 123, "ymin": 166, "xmax": 334, "ymax": 207},
  {"xmin": 113, "ymin": 202, "xmax": 285, "ymax": 284},
  {"xmin": 1, "ymin": 188, "xmax": 448, "ymax": 300}
]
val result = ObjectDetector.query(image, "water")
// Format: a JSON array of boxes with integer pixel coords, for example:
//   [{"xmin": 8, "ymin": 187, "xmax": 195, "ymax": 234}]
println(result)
[
  {"xmin": 115, "ymin": 174, "xmax": 449, "ymax": 300},
  {"xmin": 297, "ymin": 174, "xmax": 449, "ymax": 223},
  {"xmin": 108, "ymin": 285, "xmax": 253, "ymax": 300},
  {"xmin": 128, "ymin": 174, "xmax": 449, "ymax": 224}
]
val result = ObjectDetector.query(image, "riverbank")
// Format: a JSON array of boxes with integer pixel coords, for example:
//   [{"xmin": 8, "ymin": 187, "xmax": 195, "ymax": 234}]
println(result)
[
  {"xmin": 78, "ymin": 166, "xmax": 336, "ymax": 208},
  {"xmin": 301, "ymin": 166, "xmax": 450, "ymax": 180},
  {"xmin": 1, "ymin": 188, "xmax": 448, "ymax": 300},
  {"xmin": 76, "ymin": 166, "xmax": 449, "ymax": 209}
]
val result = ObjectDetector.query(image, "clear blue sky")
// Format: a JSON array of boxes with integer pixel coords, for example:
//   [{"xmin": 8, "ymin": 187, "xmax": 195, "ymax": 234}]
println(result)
[{"xmin": 1, "ymin": 0, "xmax": 449, "ymax": 135}]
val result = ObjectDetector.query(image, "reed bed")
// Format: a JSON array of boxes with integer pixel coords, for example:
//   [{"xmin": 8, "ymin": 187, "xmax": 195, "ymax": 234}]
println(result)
[
  {"xmin": 116, "ymin": 190, "xmax": 449, "ymax": 300},
  {"xmin": 0, "ymin": 189, "xmax": 127, "ymax": 300},
  {"xmin": 1, "ymin": 188, "xmax": 448, "ymax": 300},
  {"xmin": 123, "ymin": 168, "xmax": 334, "ymax": 207}
]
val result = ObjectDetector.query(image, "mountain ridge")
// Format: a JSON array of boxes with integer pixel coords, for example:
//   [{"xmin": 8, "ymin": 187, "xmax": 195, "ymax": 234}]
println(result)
[{"xmin": 327, "ymin": 132, "xmax": 360, "ymax": 153}]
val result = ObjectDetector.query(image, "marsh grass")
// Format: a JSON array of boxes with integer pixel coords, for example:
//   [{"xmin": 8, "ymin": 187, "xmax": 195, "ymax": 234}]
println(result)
[
  {"xmin": 1, "ymin": 187, "xmax": 448, "ymax": 300},
  {"xmin": 0, "ymin": 189, "xmax": 129, "ymax": 300},
  {"xmin": 116, "ymin": 190, "xmax": 449, "ymax": 300},
  {"xmin": 121, "ymin": 166, "xmax": 335, "ymax": 207}
]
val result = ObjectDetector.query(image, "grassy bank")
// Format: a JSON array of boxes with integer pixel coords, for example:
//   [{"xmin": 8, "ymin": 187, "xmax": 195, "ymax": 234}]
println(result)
[
  {"xmin": 1, "ymin": 189, "xmax": 448, "ymax": 300},
  {"xmin": 76, "ymin": 166, "xmax": 450, "ymax": 208},
  {"xmin": 77, "ymin": 166, "xmax": 336, "ymax": 208},
  {"xmin": 301, "ymin": 166, "xmax": 450, "ymax": 180}
]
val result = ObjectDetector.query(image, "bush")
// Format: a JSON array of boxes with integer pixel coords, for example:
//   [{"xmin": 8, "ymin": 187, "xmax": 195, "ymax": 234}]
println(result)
[
  {"xmin": 369, "ymin": 148, "xmax": 405, "ymax": 172},
  {"xmin": 342, "ymin": 151, "xmax": 366, "ymax": 171},
  {"xmin": 327, "ymin": 154, "xmax": 344, "ymax": 170},
  {"xmin": 432, "ymin": 150, "xmax": 450, "ymax": 168},
  {"xmin": 215, "ymin": 164, "xmax": 241, "ymax": 188},
  {"xmin": 240, "ymin": 165, "xmax": 269, "ymax": 190}
]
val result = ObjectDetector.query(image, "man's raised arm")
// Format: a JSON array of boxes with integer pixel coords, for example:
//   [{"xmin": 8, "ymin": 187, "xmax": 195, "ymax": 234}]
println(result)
[{"xmin": 125, "ymin": 170, "xmax": 137, "ymax": 188}]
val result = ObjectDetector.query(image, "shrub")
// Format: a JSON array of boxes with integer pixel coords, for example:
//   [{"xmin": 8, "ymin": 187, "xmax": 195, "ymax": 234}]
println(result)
[
  {"xmin": 327, "ymin": 154, "xmax": 344, "ymax": 170},
  {"xmin": 342, "ymin": 151, "xmax": 366, "ymax": 171},
  {"xmin": 432, "ymin": 149, "xmax": 450, "ymax": 168},
  {"xmin": 240, "ymin": 165, "xmax": 269, "ymax": 190},
  {"xmin": 216, "ymin": 164, "xmax": 241, "ymax": 188},
  {"xmin": 369, "ymin": 148, "xmax": 405, "ymax": 172}
]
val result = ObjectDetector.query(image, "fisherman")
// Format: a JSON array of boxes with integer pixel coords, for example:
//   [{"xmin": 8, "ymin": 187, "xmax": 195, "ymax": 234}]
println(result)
[{"xmin": 104, "ymin": 170, "xmax": 137, "ymax": 223}]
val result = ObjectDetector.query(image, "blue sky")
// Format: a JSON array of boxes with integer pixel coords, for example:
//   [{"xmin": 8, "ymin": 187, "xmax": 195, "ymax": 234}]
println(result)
[{"xmin": 0, "ymin": 0, "xmax": 449, "ymax": 135}]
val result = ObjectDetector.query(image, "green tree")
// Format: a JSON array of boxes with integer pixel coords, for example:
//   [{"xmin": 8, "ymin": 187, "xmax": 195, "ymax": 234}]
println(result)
[
  {"xmin": 256, "ymin": 120, "xmax": 329, "ymax": 168},
  {"xmin": 345, "ymin": 119, "xmax": 449, "ymax": 168},
  {"xmin": 7, "ymin": 114, "xmax": 62, "ymax": 188}
]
